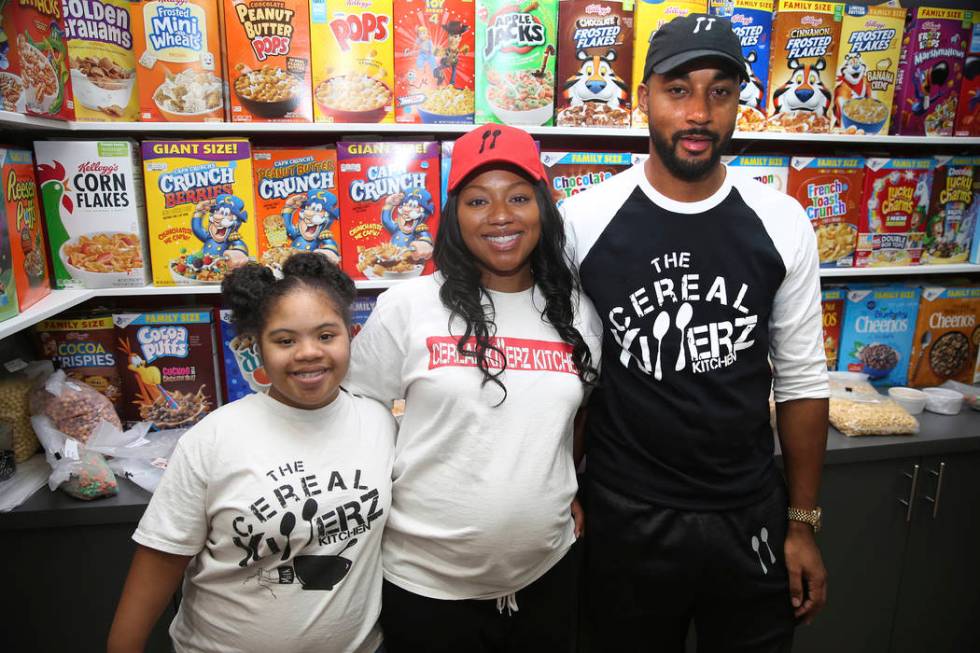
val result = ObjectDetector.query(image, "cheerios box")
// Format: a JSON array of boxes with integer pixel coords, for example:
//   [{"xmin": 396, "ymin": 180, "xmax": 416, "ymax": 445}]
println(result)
[
  {"xmin": 34, "ymin": 139, "xmax": 151, "ymax": 289},
  {"xmin": 252, "ymin": 147, "xmax": 340, "ymax": 271},
  {"xmin": 218, "ymin": 308, "xmax": 269, "ymax": 402},
  {"xmin": 788, "ymin": 156, "xmax": 865, "ymax": 268},
  {"xmin": 541, "ymin": 151, "xmax": 633, "ymax": 206},
  {"xmin": 5, "ymin": 0, "xmax": 75, "ymax": 119},
  {"xmin": 394, "ymin": 0, "xmax": 475, "ymax": 124},
  {"xmin": 855, "ymin": 157, "xmax": 934, "ymax": 267},
  {"xmin": 710, "ymin": 0, "xmax": 774, "ymax": 132},
  {"xmin": 132, "ymin": 0, "xmax": 226, "ymax": 122},
  {"xmin": 63, "ymin": 0, "xmax": 140, "ymax": 121},
  {"xmin": 310, "ymin": 0, "xmax": 395, "ymax": 123},
  {"xmin": 222, "ymin": 0, "xmax": 313, "ymax": 122},
  {"xmin": 922, "ymin": 155, "xmax": 979, "ymax": 265},
  {"xmin": 722, "ymin": 155, "xmax": 790, "ymax": 193},
  {"xmin": 838, "ymin": 284, "xmax": 920, "ymax": 386},
  {"xmin": 1, "ymin": 147, "xmax": 50, "ymax": 310},
  {"xmin": 141, "ymin": 139, "xmax": 257, "ymax": 286},
  {"xmin": 337, "ymin": 140, "xmax": 440, "ymax": 281}
]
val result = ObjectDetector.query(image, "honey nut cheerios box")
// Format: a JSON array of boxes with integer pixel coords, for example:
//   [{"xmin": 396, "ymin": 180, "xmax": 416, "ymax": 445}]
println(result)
[
  {"xmin": 788, "ymin": 156, "xmax": 865, "ymax": 268},
  {"xmin": 222, "ymin": 0, "xmax": 313, "ymax": 122},
  {"xmin": 141, "ymin": 139, "xmax": 257, "ymax": 286},
  {"xmin": 310, "ymin": 0, "xmax": 395, "ymax": 123},
  {"xmin": 710, "ymin": 0, "xmax": 774, "ymax": 133},
  {"xmin": 131, "ymin": 0, "xmax": 226, "ymax": 122},
  {"xmin": 394, "ymin": 0, "xmax": 475, "ymax": 124},
  {"xmin": 1, "ymin": 147, "xmax": 51, "ymax": 311},
  {"xmin": 4, "ymin": 0, "xmax": 76, "ymax": 119},
  {"xmin": 33, "ymin": 139, "xmax": 151, "ymax": 289},
  {"xmin": 855, "ymin": 156, "xmax": 934, "ymax": 268},
  {"xmin": 337, "ymin": 140, "xmax": 440, "ymax": 281}
]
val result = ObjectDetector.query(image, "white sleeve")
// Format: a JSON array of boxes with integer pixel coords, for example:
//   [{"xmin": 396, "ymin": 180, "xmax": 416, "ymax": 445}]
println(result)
[{"xmin": 345, "ymin": 290, "xmax": 407, "ymax": 403}]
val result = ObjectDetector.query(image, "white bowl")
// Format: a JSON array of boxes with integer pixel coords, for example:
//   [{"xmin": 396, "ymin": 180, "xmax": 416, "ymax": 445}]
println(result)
[
  {"xmin": 59, "ymin": 232, "xmax": 147, "ymax": 288},
  {"xmin": 922, "ymin": 387, "xmax": 963, "ymax": 415},
  {"xmin": 888, "ymin": 387, "xmax": 927, "ymax": 415},
  {"xmin": 20, "ymin": 42, "xmax": 58, "ymax": 112},
  {"xmin": 70, "ymin": 68, "xmax": 135, "ymax": 111},
  {"xmin": 487, "ymin": 97, "xmax": 554, "ymax": 126},
  {"xmin": 0, "ymin": 72, "xmax": 27, "ymax": 112}
]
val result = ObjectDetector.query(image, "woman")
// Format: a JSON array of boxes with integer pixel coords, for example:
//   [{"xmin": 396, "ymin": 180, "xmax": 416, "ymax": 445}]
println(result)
[
  {"xmin": 108, "ymin": 254, "xmax": 395, "ymax": 653},
  {"xmin": 346, "ymin": 124, "xmax": 601, "ymax": 652}
]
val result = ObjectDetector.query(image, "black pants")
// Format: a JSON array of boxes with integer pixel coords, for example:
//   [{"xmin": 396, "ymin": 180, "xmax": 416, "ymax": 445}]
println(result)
[
  {"xmin": 380, "ymin": 542, "xmax": 581, "ymax": 653},
  {"xmin": 585, "ymin": 480, "xmax": 795, "ymax": 653}
]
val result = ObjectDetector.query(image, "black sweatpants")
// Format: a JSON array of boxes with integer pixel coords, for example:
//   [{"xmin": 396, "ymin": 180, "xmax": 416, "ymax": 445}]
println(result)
[
  {"xmin": 584, "ymin": 480, "xmax": 795, "ymax": 653},
  {"xmin": 380, "ymin": 542, "xmax": 581, "ymax": 653}
]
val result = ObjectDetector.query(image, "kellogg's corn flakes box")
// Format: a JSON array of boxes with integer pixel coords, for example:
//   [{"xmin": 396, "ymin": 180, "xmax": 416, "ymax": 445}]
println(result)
[
  {"xmin": 722, "ymin": 154, "xmax": 790, "ymax": 193},
  {"xmin": 541, "ymin": 151, "xmax": 632, "ymax": 206},
  {"xmin": 141, "ymin": 139, "xmax": 257, "ymax": 285},
  {"xmin": 1, "ymin": 147, "xmax": 50, "ymax": 310},
  {"xmin": 132, "ymin": 0, "xmax": 225, "ymax": 122},
  {"xmin": 856, "ymin": 157, "xmax": 934, "ymax": 267},
  {"xmin": 476, "ymin": 0, "xmax": 559, "ymax": 126},
  {"xmin": 337, "ymin": 140, "xmax": 440, "ymax": 281},
  {"xmin": 4, "ymin": 0, "xmax": 75, "ymax": 119},
  {"xmin": 63, "ymin": 0, "xmax": 140, "ymax": 121},
  {"xmin": 788, "ymin": 156, "xmax": 865, "ymax": 268},
  {"xmin": 310, "ymin": 0, "xmax": 395, "ymax": 123},
  {"xmin": 223, "ymin": 0, "xmax": 313, "ymax": 122},
  {"xmin": 922, "ymin": 155, "xmax": 978, "ymax": 265},
  {"xmin": 954, "ymin": 16, "xmax": 980, "ymax": 136},
  {"xmin": 394, "ymin": 0, "xmax": 475, "ymax": 124},
  {"xmin": 710, "ymin": 0, "xmax": 774, "ymax": 132}
]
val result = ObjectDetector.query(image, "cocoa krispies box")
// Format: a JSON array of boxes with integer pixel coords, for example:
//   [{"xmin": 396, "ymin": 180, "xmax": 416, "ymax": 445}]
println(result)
[
  {"xmin": 337, "ymin": 140, "xmax": 440, "ymax": 281},
  {"xmin": 855, "ymin": 157, "xmax": 934, "ymax": 267},
  {"xmin": 788, "ymin": 156, "xmax": 864, "ymax": 268},
  {"xmin": 710, "ymin": 0, "xmax": 774, "ymax": 133}
]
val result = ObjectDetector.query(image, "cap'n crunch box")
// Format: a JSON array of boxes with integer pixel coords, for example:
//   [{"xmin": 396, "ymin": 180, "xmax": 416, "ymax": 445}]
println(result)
[
  {"xmin": 722, "ymin": 154, "xmax": 790, "ymax": 193},
  {"xmin": 394, "ymin": 0, "xmax": 475, "ymax": 124},
  {"xmin": 142, "ymin": 139, "xmax": 257, "ymax": 285},
  {"xmin": 222, "ymin": 0, "xmax": 313, "ymax": 122},
  {"xmin": 252, "ymin": 147, "xmax": 340, "ymax": 271},
  {"xmin": 922, "ymin": 155, "xmax": 978, "ymax": 265},
  {"xmin": 710, "ymin": 0, "xmax": 774, "ymax": 132},
  {"xmin": 821, "ymin": 286, "xmax": 844, "ymax": 371},
  {"xmin": 310, "ymin": 0, "xmax": 395, "ymax": 123},
  {"xmin": 831, "ymin": 3, "xmax": 905, "ymax": 135},
  {"xmin": 856, "ymin": 157, "xmax": 934, "ymax": 267},
  {"xmin": 1, "ymin": 148, "xmax": 50, "ymax": 310},
  {"xmin": 64, "ymin": 0, "xmax": 140, "ymax": 121},
  {"xmin": 954, "ymin": 15, "xmax": 980, "ymax": 136},
  {"xmin": 337, "ymin": 140, "xmax": 440, "ymax": 281},
  {"xmin": 5, "ymin": 0, "xmax": 75, "ymax": 119},
  {"xmin": 132, "ymin": 0, "xmax": 225, "ymax": 122},
  {"xmin": 788, "ymin": 156, "xmax": 864, "ymax": 268},
  {"xmin": 541, "ymin": 151, "xmax": 632, "ymax": 206}
]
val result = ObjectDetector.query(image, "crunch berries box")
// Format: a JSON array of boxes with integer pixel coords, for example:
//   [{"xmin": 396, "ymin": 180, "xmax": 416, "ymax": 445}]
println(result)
[
  {"xmin": 788, "ymin": 156, "xmax": 864, "ymax": 268},
  {"xmin": 1, "ymin": 148, "xmax": 50, "ymax": 310},
  {"xmin": 218, "ymin": 308, "xmax": 269, "ymax": 402},
  {"xmin": 710, "ymin": 0, "xmax": 774, "ymax": 132},
  {"xmin": 922, "ymin": 155, "xmax": 978, "ymax": 265},
  {"xmin": 722, "ymin": 154, "xmax": 790, "ymax": 193},
  {"xmin": 856, "ymin": 157, "xmax": 934, "ymax": 268},
  {"xmin": 838, "ymin": 284, "xmax": 920, "ymax": 386},
  {"xmin": 821, "ymin": 287, "xmax": 844, "ymax": 371},
  {"xmin": 34, "ymin": 315, "xmax": 122, "ymax": 409},
  {"xmin": 5, "ymin": 0, "xmax": 75, "ymax": 119},
  {"xmin": 541, "ymin": 151, "xmax": 632, "ymax": 206}
]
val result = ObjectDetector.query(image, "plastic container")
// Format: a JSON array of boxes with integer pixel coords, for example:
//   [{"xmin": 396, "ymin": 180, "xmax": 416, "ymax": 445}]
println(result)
[
  {"xmin": 888, "ymin": 387, "xmax": 928, "ymax": 415},
  {"xmin": 922, "ymin": 387, "xmax": 964, "ymax": 415}
]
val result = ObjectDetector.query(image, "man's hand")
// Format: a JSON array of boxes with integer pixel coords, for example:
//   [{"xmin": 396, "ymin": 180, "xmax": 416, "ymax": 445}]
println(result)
[
  {"xmin": 784, "ymin": 521, "xmax": 827, "ymax": 624},
  {"xmin": 571, "ymin": 497, "xmax": 585, "ymax": 539}
]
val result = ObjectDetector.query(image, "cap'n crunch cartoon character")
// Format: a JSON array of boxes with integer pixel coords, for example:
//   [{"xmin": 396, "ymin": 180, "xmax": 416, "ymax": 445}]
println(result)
[
  {"xmin": 282, "ymin": 188, "xmax": 341, "ymax": 263},
  {"xmin": 193, "ymin": 194, "xmax": 250, "ymax": 264},
  {"xmin": 382, "ymin": 187, "xmax": 434, "ymax": 261}
]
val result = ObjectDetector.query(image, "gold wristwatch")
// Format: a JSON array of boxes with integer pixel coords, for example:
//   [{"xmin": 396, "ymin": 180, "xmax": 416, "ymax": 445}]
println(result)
[{"xmin": 787, "ymin": 506, "xmax": 822, "ymax": 533}]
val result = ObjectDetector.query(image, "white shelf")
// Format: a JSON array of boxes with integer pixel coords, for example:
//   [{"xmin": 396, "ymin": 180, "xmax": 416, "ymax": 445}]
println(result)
[
  {"xmin": 820, "ymin": 264, "xmax": 980, "ymax": 277},
  {"xmin": 0, "ymin": 289, "xmax": 95, "ymax": 341}
]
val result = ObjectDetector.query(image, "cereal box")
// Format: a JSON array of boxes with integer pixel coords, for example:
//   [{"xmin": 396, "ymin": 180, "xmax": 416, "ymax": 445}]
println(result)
[
  {"xmin": 541, "ymin": 151, "xmax": 632, "ymax": 206},
  {"xmin": 954, "ymin": 16, "xmax": 980, "ymax": 136},
  {"xmin": 34, "ymin": 139, "xmax": 150, "ymax": 289},
  {"xmin": 252, "ymin": 147, "xmax": 340, "ymax": 271},
  {"xmin": 632, "ymin": 0, "xmax": 705, "ymax": 127},
  {"xmin": 0, "ymin": 194, "xmax": 17, "ymax": 321},
  {"xmin": 922, "ymin": 155, "xmax": 978, "ymax": 265},
  {"xmin": 440, "ymin": 140, "xmax": 454, "ymax": 208},
  {"xmin": 4, "ymin": 0, "xmax": 75, "ymax": 119},
  {"xmin": 394, "ymin": 0, "xmax": 475, "ymax": 124},
  {"xmin": 855, "ymin": 157, "xmax": 934, "ymax": 268},
  {"xmin": 337, "ymin": 140, "xmax": 440, "ymax": 281},
  {"xmin": 217, "ymin": 308, "xmax": 269, "ymax": 402},
  {"xmin": 114, "ymin": 309, "xmax": 222, "ymax": 429},
  {"xmin": 555, "ymin": 0, "xmax": 633, "ymax": 128},
  {"xmin": 141, "ymin": 139, "xmax": 257, "ymax": 286},
  {"xmin": 766, "ymin": 0, "xmax": 843, "ymax": 133},
  {"xmin": 34, "ymin": 315, "xmax": 122, "ymax": 410},
  {"xmin": 131, "ymin": 0, "xmax": 225, "ymax": 122},
  {"xmin": 475, "ymin": 0, "xmax": 559, "ymax": 125},
  {"xmin": 1, "ymin": 148, "xmax": 50, "ymax": 310},
  {"xmin": 722, "ymin": 154, "xmax": 790, "ymax": 193},
  {"xmin": 222, "ymin": 0, "xmax": 313, "ymax": 122},
  {"xmin": 821, "ymin": 286, "xmax": 844, "ymax": 370},
  {"xmin": 63, "ymin": 0, "xmax": 140, "ymax": 121},
  {"xmin": 908, "ymin": 286, "xmax": 980, "ymax": 387},
  {"xmin": 838, "ymin": 284, "xmax": 920, "ymax": 386},
  {"xmin": 310, "ymin": 0, "xmax": 395, "ymax": 123},
  {"xmin": 788, "ymin": 156, "xmax": 864, "ymax": 268},
  {"xmin": 891, "ymin": 7, "xmax": 971, "ymax": 137},
  {"xmin": 710, "ymin": 0, "xmax": 774, "ymax": 132},
  {"xmin": 351, "ymin": 294, "xmax": 377, "ymax": 337},
  {"xmin": 831, "ymin": 3, "xmax": 905, "ymax": 135}
]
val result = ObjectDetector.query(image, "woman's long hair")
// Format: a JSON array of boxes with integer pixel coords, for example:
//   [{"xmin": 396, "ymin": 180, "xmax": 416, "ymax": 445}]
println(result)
[{"xmin": 434, "ymin": 176, "xmax": 598, "ymax": 404}]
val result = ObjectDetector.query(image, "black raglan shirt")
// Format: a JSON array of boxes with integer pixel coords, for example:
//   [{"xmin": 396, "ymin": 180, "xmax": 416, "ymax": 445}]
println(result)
[{"xmin": 564, "ymin": 163, "xmax": 828, "ymax": 510}]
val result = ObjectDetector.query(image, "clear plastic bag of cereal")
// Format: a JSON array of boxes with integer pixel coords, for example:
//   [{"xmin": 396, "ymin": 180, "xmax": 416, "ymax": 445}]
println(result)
[
  {"xmin": 31, "ymin": 415, "xmax": 118, "ymax": 500},
  {"xmin": 29, "ymin": 370, "xmax": 122, "ymax": 444}
]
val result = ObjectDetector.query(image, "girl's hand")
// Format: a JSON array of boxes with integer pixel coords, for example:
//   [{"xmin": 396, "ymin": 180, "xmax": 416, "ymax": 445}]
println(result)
[{"xmin": 571, "ymin": 497, "xmax": 585, "ymax": 539}]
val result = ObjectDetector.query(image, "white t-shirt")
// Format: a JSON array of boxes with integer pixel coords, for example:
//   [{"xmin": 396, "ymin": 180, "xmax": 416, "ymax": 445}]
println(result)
[
  {"xmin": 134, "ymin": 391, "xmax": 395, "ymax": 653},
  {"xmin": 345, "ymin": 274, "xmax": 602, "ymax": 600}
]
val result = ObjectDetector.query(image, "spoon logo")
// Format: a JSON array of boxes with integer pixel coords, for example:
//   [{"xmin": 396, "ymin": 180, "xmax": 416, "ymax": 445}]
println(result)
[{"xmin": 750, "ymin": 526, "xmax": 777, "ymax": 575}]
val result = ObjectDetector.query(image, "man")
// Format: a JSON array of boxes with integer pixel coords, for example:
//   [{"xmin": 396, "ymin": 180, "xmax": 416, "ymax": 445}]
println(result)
[{"xmin": 562, "ymin": 13, "xmax": 829, "ymax": 652}]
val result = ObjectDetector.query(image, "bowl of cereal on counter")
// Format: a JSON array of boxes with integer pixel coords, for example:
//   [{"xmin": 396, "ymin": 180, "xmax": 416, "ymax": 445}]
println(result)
[
  {"xmin": 840, "ymin": 98, "xmax": 888, "ymax": 135},
  {"xmin": 486, "ymin": 69, "xmax": 555, "ymax": 126},
  {"xmin": 233, "ymin": 65, "xmax": 303, "ymax": 118},
  {"xmin": 417, "ymin": 86, "xmax": 474, "ymax": 124},
  {"xmin": 153, "ymin": 69, "xmax": 224, "ymax": 122},
  {"xmin": 315, "ymin": 74, "xmax": 392, "ymax": 123},
  {"xmin": 59, "ymin": 231, "xmax": 146, "ymax": 287}
]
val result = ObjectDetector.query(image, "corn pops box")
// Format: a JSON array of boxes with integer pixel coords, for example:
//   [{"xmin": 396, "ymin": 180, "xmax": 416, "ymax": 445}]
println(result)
[
  {"xmin": 63, "ymin": 0, "xmax": 140, "ymax": 121},
  {"xmin": 141, "ymin": 139, "xmax": 257, "ymax": 285},
  {"xmin": 1, "ymin": 148, "xmax": 50, "ymax": 310},
  {"xmin": 218, "ymin": 308, "xmax": 270, "ymax": 401},
  {"xmin": 722, "ymin": 154, "xmax": 790, "ymax": 193},
  {"xmin": 954, "ymin": 16, "xmax": 980, "ymax": 136},
  {"xmin": 337, "ymin": 140, "xmax": 440, "ymax": 281},
  {"xmin": 831, "ymin": 3, "xmax": 905, "ymax": 135},
  {"xmin": 788, "ymin": 156, "xmax": 864, "ymax": 268},
  {"xmin": 855, "ymin": 157, "xmax": 934, "ymax": 267},
  {"xmin": 310, "ymin": 0, "xmax": 395, "ymax": 123},
  {"xmin": 541, "ymin": 151, "xmax": 632, "ymax": 206},
  {"xmin": 4, "ymin": 0, "xmax": 75, "ymax": 119},
  {"xmin": 132, "ymin": 0, "xmax": 225, "ymax": 122},
  {"xmin": 710, "ymin": 0, "xmax": 774, "ymax": 132},
  {"xmin": 394, "ymin": 0, "xmax": 475, "ymax": 124},
  {"xmin": 922, "ymin": 155, "xmax": 978, "ymax": 265},
  {"xmin": 252, "ymin": 147, "xmax": 340, "ymax": 271}
]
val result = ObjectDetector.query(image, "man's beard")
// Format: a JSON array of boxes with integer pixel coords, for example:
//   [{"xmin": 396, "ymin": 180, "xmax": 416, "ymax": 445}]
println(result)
[{"xmin": 649, "ymin": 125, "xmax": 733, "ymax": 181}]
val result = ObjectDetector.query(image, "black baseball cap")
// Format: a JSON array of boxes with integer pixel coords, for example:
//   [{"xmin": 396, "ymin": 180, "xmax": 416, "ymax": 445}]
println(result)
[{"xmin": 643, "ymin": 13, "xmax": 748, "ymax": 83}]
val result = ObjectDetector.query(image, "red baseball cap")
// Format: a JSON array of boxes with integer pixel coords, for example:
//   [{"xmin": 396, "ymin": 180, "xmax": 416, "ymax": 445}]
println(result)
[{"xmin": 447, "ymin": 124, "xmax": 546, "ymax": 193}]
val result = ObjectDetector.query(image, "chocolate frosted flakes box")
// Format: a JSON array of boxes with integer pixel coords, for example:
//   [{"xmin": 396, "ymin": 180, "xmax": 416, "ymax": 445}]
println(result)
[
  {"xmin": 954, "ymin": 15, "xmax": 980, "ymax": 136},
  {"xmin": 856, "ymin": 157, "xmax": 934, "ymax": 267},
  {"xmin": 722, "ymin": 154, "xmax": 790, "ymax": 193},
  {"xmin": 541, "ymin": 151, "xmax": 632, "ymax": 206},
  {"xmin": 788, "ymin": 156, "xmax": 864, "ymax": 268},
  {"xmin": 922, "ymin": 155, "xmax": 978, "ymax": 265},
  {"xmin": 710, "ymin": 0, "xmax": 774, "ymax": 132}
]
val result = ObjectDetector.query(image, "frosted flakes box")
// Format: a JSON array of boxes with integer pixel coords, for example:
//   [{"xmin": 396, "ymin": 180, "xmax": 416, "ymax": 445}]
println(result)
[
  {"xmin": 351, "ymin": 294, "xmax": 377, "ymax": 337},
  {"xmin": 218, "ymin": 308, "xmax": 269, "ymax": 402},
  {"xmin": 252, "ymin": 147, "xmax": 340, "ymax": 271},
  {"xmin": 132, "ymin": 0, "xmax": 225, "ymax": 122},
  {"xmin": 34, "ymin": 315, "xmax": 122, "ymax": 409},
  {"xmin": 34, "ymin": 139, "xmax": 150, "ymax": 289},
  {"xmin": 64, "ymin": 0, "xmax": 140, "ymax": 121},
  {"xmin": 954, "ymin": 16, "xmax": 980, "ymax": 136},
  {"xmin": 1, "ymin": 148, "xmax": 50, "ymax": 310},
  {"xmin": 141, "ymin": 139, "xmax": 257, "ymax": 286},
  {"xmin": 394, "ymin": 0, "xmax": 475, "ymax": 124},
  {"xmin": 922, "ymin": 155, "xmax": 978, "ymax": 265},
  {"xmin": 541, "ymin": 151, "xmax": 632, "ymax": 206},
  {"xmin": 788, "ymin": 156, "xmax": 864, "ymax": 268},
  {"xmin": 838, "ymin": 284, "xmax": 920, "ymax": 386},
  {"xmin": 856, "ymin": 157, "xmax": 934, "ymax": 268},
  {"xmin": 710, "ymin": 0, "xmax": 774, "ymax": 132},
  {"xmin": 891, "ymin": 7, "xmax": 971, "ymax": 137},
  {"xmin": 310, "ymin": 0, "xmax": 395, "ymax": 123},
  {"xmin": 722, "ymin": 154, "xmax": 789, "ymax": 193},
  {"xmin": 4, "ymin": 0, "xmax": 75, "ymax": 119},
  {"xmin": 831, "ymin": 3, "xmax": 905, "ymax": 135},
  {"xmin": 909, "ymin": 286, "xmax": 980, "ymax": 387},
  {"xmin": 555, "ymin": 0, "xmax": 633, "ymax": 128},
  {"xmin": 337, "ymin": 140, "xmax": 440, "ymax": 281},
  {"xmin": 821, "ymin": 286, "xmax": 844, "ymax": 370},
  {"xmin": 476, "ymin": 0, "xmax": 559, "ymax": 126}
]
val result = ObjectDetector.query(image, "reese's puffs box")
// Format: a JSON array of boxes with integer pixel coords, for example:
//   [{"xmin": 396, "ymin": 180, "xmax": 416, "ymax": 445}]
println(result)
[
  {"xmin": 141, "ymin": 139, "xmax": 257, "ymax": 285},
  {"xmin": 1, "ymin": 148, "xmax": 50, "ymax": 311},
  {"xmin": 337, "ymin": 141, "xmax": 440, "ymax": 281}
]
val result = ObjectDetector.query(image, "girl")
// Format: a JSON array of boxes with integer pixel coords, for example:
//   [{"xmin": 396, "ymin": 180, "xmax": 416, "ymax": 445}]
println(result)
[{"xmin": 108, "ymin": 254, "xmax": 395, "ymax": 653}]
